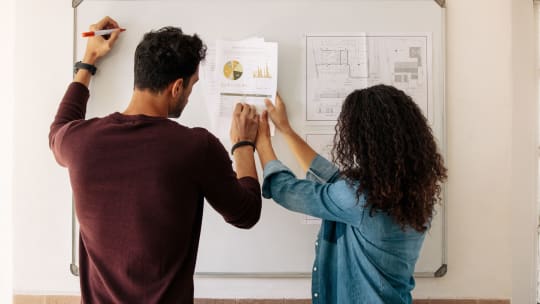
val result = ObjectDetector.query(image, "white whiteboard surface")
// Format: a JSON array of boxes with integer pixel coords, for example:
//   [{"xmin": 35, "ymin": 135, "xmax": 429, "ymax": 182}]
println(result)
[{"xmin": 74, "ymin": 0, "xmax": 446, "ymax": 277}]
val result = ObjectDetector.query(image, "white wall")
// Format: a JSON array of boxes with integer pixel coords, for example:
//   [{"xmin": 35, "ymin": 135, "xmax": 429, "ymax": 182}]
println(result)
[
  {"xmin": 13, "ymin": 0, "xmax": 79, "ymax": 295},
  {"xmin": 511, "ymin": 0, "xmax": 538, "ymax": 303},
  {"xmin": 414, "ymin": 0, "xmax": 514, "ymax": 298},
  {"xmin": 1, "ymin": 0, "xmax": 15, "ymax": 302},
  {"xmin": 12, "ymin": 0, "xmax": 537, "ymax": 301}
]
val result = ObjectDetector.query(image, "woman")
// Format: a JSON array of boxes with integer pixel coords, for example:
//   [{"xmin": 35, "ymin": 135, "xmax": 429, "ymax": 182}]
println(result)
[{"xmin": 255, "ymin": 85, "xmax": 447, "ymax": 303}]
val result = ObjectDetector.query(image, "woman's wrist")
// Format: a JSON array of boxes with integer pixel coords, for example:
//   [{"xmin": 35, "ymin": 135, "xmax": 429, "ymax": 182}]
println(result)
[
  {"xmin": 255, "ymin": 139, "xmax": 272, "ymax": 150},
  {"xmin": 257, "ymin": 148, "xmax": 277, "ymax": 168},
  {"xmin": 255, "ymin": 141, "xmax": 276, "ymax": 166},
  {"xmin": 278, "ymin": 125, "xmax": 294, "ymax": 136}
]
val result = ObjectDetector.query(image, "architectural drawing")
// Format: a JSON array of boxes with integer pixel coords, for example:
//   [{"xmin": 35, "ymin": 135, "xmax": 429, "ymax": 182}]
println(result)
[{"xmin": 306, "ymin": 34, "xmax": 431, "ymax": 122}]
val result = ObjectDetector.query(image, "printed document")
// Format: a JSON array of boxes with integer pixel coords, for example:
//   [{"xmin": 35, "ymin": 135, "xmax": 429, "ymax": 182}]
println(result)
[
  {"xmin": 201, "ymin": 38, "xmax": 278, "ymax": 138},
  {"xmin": 306, "ymin": 33, "xmax": 432, "ymax": 122}
]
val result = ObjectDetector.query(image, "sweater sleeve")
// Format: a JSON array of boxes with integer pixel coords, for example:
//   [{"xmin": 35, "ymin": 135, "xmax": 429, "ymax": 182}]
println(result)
[
  {"xmin": 49, "ymin": 82, "xmax": 89, "ymax": 167},
  {"xmin": 198, "ymin": 132, "xmax": 262, "ymax": 229}
]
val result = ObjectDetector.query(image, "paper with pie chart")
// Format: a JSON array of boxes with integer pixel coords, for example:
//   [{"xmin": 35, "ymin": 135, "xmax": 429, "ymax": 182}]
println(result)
[{"xmin": 211, "ymin": 39, "xmax": 278, "ymax": 138}]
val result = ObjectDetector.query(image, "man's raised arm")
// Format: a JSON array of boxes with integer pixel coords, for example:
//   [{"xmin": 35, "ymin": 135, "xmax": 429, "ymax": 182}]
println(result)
[{"xmin": 49, "ymin": 16, "xmax": 123, "ymax": 165}]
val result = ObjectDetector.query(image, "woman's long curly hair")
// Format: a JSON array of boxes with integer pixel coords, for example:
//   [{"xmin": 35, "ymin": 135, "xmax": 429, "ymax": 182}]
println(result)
[{"xmin": 332, "ymin": 84, "xmax": 447, "ymax": 232}]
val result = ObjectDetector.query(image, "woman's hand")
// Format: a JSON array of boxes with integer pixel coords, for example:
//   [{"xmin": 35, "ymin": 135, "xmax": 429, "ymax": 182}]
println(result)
[
  {"xmin": 263, "ymin": 94, "xmax": 317, "ymax": 172},
  {"xmin": 255, "ymin": 110, "xmax": 278, "ymax": 168},
  {"xmin": 265, "ymin": 94, "xmax": 292, "ymax": 134},
  {"xmin": 255, "ymin": 110, "xmax": 272, "ymax": 150}
]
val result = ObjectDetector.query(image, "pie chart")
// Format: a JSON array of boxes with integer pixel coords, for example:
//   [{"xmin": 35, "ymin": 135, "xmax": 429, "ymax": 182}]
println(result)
[{"xmin": 223, "ymin": 60, "xmax": 243, "ymax": 80}]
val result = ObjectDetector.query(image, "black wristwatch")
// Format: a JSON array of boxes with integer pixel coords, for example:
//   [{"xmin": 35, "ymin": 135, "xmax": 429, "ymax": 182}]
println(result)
[{"xmin": 73, "ymin": 61, "xmax": 97, "ymax": 75}]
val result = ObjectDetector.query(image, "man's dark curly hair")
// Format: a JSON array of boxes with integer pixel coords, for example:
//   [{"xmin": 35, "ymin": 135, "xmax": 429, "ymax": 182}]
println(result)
[
  {"xmin": 332, "ymin": 84, "xmax": 447, "ymax": 232},
  {"xmin": 134, "ymin": 26, "xmax": 207, "ymax": 92}
]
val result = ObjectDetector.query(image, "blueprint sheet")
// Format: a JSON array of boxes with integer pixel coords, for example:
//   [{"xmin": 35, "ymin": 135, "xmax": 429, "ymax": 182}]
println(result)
[{"xmin": 306, "ymin": 33, "xmax": 432, "ymax": 122}]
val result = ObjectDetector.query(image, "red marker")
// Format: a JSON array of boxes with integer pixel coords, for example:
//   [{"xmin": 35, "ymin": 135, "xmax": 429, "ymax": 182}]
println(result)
[{"xmin": 82, "ymin": 28, "xmax": 126, "ymax": 38}]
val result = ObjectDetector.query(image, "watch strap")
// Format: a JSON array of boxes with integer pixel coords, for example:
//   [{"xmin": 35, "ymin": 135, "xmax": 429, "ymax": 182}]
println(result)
[
  {"xmin": 74, "ymin": 61, "xmax": 97, "ymax": 75},
  {"xmin": 231, "ymin": 140, "xmax": 256, "ymax": 155}
]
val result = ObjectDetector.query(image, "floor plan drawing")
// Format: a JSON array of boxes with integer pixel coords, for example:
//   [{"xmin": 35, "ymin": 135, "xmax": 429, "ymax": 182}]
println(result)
[{"xmin": 306, "ymin": 34, "xmax": 431, "ymax": 122}]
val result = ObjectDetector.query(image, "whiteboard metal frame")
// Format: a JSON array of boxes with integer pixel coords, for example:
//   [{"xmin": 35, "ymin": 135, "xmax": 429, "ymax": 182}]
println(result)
[
  {"xmin": 70, "ymin": 5, "xmax": 80, "ymax": 277},
  {"xmin": 438, "ymin": 3, "xmax": 448, "ymax": 279},
  {"xmin": 72, "ymin": 0, "xmax": 446, "ymax": 8},
  {"xmin": 69, "ymin": 0, "xmax": 447, "ymax": 278}
]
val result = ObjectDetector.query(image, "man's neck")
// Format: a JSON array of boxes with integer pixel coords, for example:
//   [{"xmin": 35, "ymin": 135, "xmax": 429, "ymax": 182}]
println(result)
[{"xmin": 123, "ymin": 89, "xmax": 168, "ymax": 117}]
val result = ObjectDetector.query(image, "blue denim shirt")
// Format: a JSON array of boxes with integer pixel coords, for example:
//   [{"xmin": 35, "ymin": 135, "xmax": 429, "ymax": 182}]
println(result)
[{"xmin": 262, "ymin": 155, "xmax": 425, "ymax": 304}]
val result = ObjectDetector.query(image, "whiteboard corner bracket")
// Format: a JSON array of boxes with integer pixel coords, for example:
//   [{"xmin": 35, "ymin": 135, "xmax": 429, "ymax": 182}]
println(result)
[
  {"xmin": 434, "ymin": 0, "xmax": 445, "ymax": 8},
  {"xmin": 72, "ymin": 0, "xmax": 83, "ymax": 8},
  {"xmin": 70, "ymin": 264, "xmax": 79, "ymax": 276},
  {"xmin": 434, "ymin": 264, "xmax": 447, "ymax": 277}
]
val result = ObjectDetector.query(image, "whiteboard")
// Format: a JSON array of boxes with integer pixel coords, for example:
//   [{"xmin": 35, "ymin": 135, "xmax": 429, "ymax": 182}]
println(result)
[{"xmin": 73, "ymin": 0, "xmax": 446, "ymax": 277}]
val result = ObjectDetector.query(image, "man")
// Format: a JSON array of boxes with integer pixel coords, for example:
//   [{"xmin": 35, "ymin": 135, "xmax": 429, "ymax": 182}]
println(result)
[{"xmin": 49, "ymin": 16, "xmax": 261, "ymax": 303}]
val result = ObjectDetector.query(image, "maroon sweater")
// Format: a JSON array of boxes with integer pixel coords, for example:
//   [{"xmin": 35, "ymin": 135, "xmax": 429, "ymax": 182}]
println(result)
[{"xmin": 49, "ymin": 82, "xmax": 262, "ymax": 303}]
